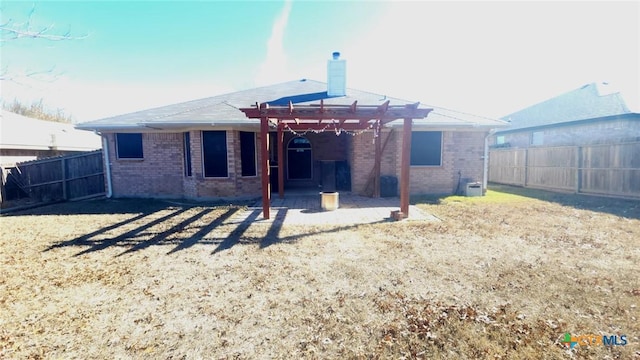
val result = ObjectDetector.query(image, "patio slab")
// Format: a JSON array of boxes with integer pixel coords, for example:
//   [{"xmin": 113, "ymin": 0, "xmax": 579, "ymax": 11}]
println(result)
[{"xmin": 226, "ymin": 193, "xmax": 440, "ymax": 226}]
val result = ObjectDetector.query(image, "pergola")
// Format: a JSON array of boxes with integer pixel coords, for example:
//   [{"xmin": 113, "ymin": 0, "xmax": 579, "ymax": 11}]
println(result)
[{"xmin": 240, "ymin": 100, "xmax": 432, "ymax": 219}]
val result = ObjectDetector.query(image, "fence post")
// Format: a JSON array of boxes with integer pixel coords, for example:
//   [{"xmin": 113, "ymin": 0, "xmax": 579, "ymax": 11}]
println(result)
[
  {"xmin": 575, "ymin": 146, "xmax": 582, "ymax": 194},
  {"xmin": 61, "ymin": 157, "xmax": 68, "ymax": 200},
  {"xmin": 523, "ymin": 148, "xmax": 528, "ymax": 187}
]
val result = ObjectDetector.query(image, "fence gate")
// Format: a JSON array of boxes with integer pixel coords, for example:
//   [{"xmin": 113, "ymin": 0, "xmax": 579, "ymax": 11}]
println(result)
[{"xmin": 1, "ymin": 150, "xmax": 105, "ymax": 205}]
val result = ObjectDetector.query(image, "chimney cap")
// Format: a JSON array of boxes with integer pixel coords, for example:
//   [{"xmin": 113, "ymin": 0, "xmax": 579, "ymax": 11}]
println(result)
[{"xmin": 332, "ymin": 51, "xmax": 340, "ymax": 60}]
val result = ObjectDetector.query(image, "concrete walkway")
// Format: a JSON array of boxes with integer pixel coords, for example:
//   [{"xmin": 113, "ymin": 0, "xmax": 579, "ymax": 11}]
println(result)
[{"xmin": 226, "ymin": 192, "xmax": 440, "ymax": 226}]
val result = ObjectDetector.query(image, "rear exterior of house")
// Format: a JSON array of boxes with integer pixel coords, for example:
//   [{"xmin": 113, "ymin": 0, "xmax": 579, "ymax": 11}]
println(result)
[
  {"xmin": 79, "ymin": 56, "xmax": 505, "ymax": 201},
  {"xmin": 99, "ymin": 123, "xmax": 489, "ymax": 200}
]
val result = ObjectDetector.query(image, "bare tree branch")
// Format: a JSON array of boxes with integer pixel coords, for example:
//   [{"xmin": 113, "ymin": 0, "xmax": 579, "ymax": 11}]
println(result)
[
  {"xmin": 0, "ymin": 4, "xmax": 87, "ymax": 43},
  {"xmin": 0, "ymin": 5, "xmax": 83, "ymax": 84}
]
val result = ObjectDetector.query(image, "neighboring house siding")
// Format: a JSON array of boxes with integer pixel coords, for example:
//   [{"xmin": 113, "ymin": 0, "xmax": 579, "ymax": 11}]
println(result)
[{"xmin": 492, "ymin": 117, "xmax": 640, "ymax": 148}]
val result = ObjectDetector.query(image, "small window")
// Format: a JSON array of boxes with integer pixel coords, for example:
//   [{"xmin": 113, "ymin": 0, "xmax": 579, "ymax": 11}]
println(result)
[
  {"xmin": 496, "ymin": 135, "xmax": 505, "ymax": 145},
  {"xmin": 183, "ymin": 132, "xmax": 192, "ymax": 177},
  {"xmin": 531, "ymin": 131, "xmax": 544, "ymax": 146},
  {"xmin": 240, "ymin": 131, "xmax": 257, "ymax": 177},
  {"xmin": 116, "ymin": 133, "xmax": 143, "ymax": 159},
  {"xmin": 202, "ymin": 131, "xmax": 228, "ymax": 177},
  {"xmin": 410, "ymin": 131, "xmax": 442, "ymax": 166}
]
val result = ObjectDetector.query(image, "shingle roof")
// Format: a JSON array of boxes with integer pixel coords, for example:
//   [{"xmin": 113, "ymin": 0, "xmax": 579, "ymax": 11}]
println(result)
[
  {"xmin": 498, "ymin": 82, "xmax": 633, "ymax": 132},
  {"xmin": 1, "ymin": 110, "xmax": 102, "ymax": 151},
  {"xmin": 76, "ymin": 79, "xmax": 507, "ymax": 131}
]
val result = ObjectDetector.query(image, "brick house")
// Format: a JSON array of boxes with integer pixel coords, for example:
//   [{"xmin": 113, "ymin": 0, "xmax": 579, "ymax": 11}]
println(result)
[
  {"xmin": 490, "ymin": 82, "xmax": 640, "ymax": 148},
  {"xmin": 77, "ymin": 58, "xmax": 506, "ymax": 204}
]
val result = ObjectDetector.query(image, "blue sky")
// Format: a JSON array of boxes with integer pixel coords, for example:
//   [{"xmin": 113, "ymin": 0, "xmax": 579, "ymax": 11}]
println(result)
[{"xmin": 1, "ymin": 1, "xmax": 638, "ymax": 122}]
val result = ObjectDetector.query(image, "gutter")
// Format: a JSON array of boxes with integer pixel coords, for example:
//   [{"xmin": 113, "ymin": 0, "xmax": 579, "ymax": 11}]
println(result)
[
  {"xmin": 101, "ymin": 135, "xmax": 113, "ymax": 198},
  {"xmin": 483, "ymin": 129, "xmax": 496, "ymax": 192}
]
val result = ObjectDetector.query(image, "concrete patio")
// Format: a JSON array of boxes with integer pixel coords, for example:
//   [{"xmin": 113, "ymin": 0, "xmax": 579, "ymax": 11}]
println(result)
[{"xmin": 226, "ymin": 192, "xmax": 440, "ymax": 226}]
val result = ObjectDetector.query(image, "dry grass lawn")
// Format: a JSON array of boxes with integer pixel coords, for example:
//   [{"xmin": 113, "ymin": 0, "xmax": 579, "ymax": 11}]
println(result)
[{"xmin": 1, "ymin": 185, "xmax": 639, "ymax": 359}]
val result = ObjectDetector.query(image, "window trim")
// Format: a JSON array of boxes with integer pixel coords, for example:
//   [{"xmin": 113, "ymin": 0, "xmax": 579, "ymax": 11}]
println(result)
[
  {"xmin": 410, "ymin": 131, "xmax": 443, "ymax": 167},
  {"xmin": 115, "ymin": 133, "xmax": 144, "ymax": 160},
  {"xmin": 201, "ymin": 130, "xmax": 229, "ymax": 178}
]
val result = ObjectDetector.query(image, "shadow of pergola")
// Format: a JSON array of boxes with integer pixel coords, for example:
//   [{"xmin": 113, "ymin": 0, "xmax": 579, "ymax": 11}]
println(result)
[{"xmin": 43, "ymin": 200, "xmax": 388, "ymax": 257}]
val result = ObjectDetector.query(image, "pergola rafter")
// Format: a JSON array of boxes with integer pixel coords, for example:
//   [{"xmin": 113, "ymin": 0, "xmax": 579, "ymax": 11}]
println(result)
[{"xmin": 240, "ymin": 101, "xmax": 432, "ymax": 220}]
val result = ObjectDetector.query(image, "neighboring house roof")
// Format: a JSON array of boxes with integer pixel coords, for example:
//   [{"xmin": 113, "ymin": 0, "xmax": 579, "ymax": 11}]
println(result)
[
  {"xmin": 0, "ymin": 110, "xmax": 102, "ymax": 151},
  {"xmin": 76, "ymin": 79, "xmax": 507, "ymax": 132},
  {"xmin": 499, "ymin": 82, "xmax": 635, "ymax": 133}
]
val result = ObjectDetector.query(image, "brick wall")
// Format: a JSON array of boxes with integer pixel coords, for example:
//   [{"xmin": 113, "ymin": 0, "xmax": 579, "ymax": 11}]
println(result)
[
  {"xmin": 106, "ymin": 128, "xmax": 488, "ymax": 199},
  {"xmin": 108, "ymin": 132, "xmax": 184, "ymax": 197},
  {"xmin": 351, "ymin": 129, "xmax": 487, "ymax": 195},
  {"xmin": 107, "ymin": 130, "xmax": 263, "ymax": 199},
  {"xmin": 187, "ymin": 130, "xmax": 262, "ymax": 199}
]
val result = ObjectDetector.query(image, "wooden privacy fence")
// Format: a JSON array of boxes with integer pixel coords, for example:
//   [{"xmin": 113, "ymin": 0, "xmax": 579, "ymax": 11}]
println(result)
[
  {"xmin": 489, "ymin": 142, "xmax": 640, "ymax": 199},
  {"xmin": 1, "ymin": 150, "xmax": 105, "ymax": 204}
]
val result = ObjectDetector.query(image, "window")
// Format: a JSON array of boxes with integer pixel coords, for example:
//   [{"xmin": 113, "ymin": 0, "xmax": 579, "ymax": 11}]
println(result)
[
  {"xmin": 240, "ymin": 131, "xmax": 257, "ymax": 176},
  {"xmin": 496, "ymin": 135, "xmax": 505, "ymax": 145},
  {"xmin": 531, "ymin": 131, "xmax": 544, "ymax": 146},
  {"xmin": 410, "ymin": 131, "xmax": 442, "ymax": 166},
  {"xmin": 116, "ymin": 133, "xmax": 143, "ymax": 159},
  {"xmin": 202, "ymin": 131, "xmax": 228, "ymax": 177},
  {"xmin": 183, "ymin": 132, "xmax": 192, "ymax": 177}
]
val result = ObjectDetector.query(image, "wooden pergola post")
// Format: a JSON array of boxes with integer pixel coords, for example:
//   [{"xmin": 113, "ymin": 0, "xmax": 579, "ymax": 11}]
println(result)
[
  {"xmin": 400, "ymin": 117, "xmax": 412, "ymax": 216},
  {"xmin": 373, "ymin": 119, "xmax": 382, "ymax": 198},
  {"xmin": 260, "ymin": 116, "xmax": 270, "ymax": 219},
  {"xmin": 277, "ymin": 122, "xmax": 285, "ymax": 199}
]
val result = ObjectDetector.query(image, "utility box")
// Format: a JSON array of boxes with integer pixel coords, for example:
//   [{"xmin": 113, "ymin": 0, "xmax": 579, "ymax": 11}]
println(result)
[{"xmin": 465, "ymin": 182, "xmax": 483, "ymax": 197}]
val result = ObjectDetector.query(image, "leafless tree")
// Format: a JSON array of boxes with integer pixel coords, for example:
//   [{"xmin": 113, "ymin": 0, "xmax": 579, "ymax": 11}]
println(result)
[{"xmin": 0, "ymin": 5, "xmax": 86, "ymax": 83}]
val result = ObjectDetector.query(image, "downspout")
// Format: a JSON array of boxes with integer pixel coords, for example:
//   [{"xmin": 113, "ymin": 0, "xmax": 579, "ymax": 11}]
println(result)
[
  {"xmin": 101, "ymin": 134, "xmax": 113, "ymax": 198},
  {"xmin": 483, "ymin": 129, "xmax": 496, "ymax": 193}
]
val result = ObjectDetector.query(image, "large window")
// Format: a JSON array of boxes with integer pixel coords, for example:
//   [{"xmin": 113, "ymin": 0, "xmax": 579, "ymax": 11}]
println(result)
[
  {"xmin": 183, "ymin": 132, "xmax": 192, "ymax": 177},
  {"xmin": 202, "ymin": 131, "xmax": 228, "ymax": 177},
  {"xmin": 410, "ymin": 131, "xmax": 442, "ymax": 166},
  {"xmin": 116, "ymin": 133, "xmax": 143, "ymax": 159},
  {"xmin": 240, "ymin": 131, "xmax": 257, "ymax": 177}
]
